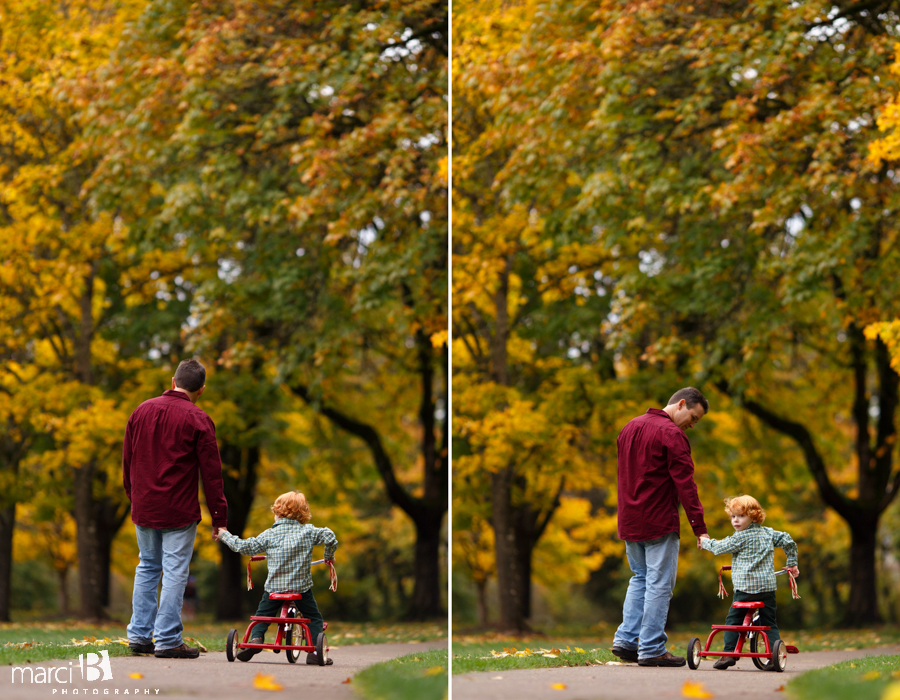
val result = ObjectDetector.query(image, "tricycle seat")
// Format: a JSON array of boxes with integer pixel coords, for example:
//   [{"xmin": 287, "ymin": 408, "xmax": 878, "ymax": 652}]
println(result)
[
  {"xmin": 268, "ymin": 591, "xmax": 303, "ymax": 600},
  {"xmin": 731, "ymin": 601, "xmax": 765, "ymax": 609}
]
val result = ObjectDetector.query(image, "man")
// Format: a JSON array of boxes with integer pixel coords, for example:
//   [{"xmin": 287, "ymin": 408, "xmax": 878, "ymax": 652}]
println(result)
[
  {"xmin": 611, "ymin": 387, "xmax": 710, "ymax": 667},
  {"xmin": 123, "ymin": 358, "xmax": 228, "ymax": 659}
]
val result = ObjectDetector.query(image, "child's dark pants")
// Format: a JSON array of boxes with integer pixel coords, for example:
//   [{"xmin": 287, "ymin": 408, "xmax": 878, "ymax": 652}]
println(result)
[
  {"xmin": 250, "ymin": 589, "xmax": 324, "ymax": 644},
  {"xmin": 723, "ymin": 589, "xmax": 780, "ymax": 652}
]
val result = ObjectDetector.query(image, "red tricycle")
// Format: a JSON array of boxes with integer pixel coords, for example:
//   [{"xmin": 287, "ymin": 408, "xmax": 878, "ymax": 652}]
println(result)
[
  {"xmin": 225, "ymin": 555, "xmax": 337, "ymax": 665},
  {"xmin": 686, "ymin": 566, "xmax": 800, "ymax": 672}
]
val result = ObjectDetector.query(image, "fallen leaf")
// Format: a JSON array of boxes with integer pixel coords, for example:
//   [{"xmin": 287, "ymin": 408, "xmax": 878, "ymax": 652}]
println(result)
[
  {"xmin": 128, "ymin": 673, "xmax": 143, "ymax": 679},
  {"xmin": 606, "ymin": 661, "xmax": 623, "ymax": 666},
  {"xmin": 543, "ymin": 654, "xmax": 559, "ymax": 658},
  {"xmin": 775, "ymin": 686, "xmax": 784, "ymax": 692},
  {"xmin": 425, "ymin": 666, "xmax": 444, "ymax": 676},
  {"xmin": 552, "ymin": 683, "xmax": 567, "ymax": 690},
  {"xmin": 341, "ymin": 678, "xmax": 351, "ymax": 684},
  {"xmin": 881, "ymin": 682, "xmax": 900, "ymax": 700},
  {"xmin": 863, "ymin": 671, "xmax": 881, "ymax": 681},
  {"xmin": 682, "ymin": 680, "xmax": 714, "ymax": 698},
  {"xmin": 492, "ymin": 676, "xmax": 504, "ymax": 680},
  {"xmin": 253, "ymin": 673, "xmax": 283, "ymax": 691},
  {"xmin": 574, "ymin": 647, "xmax": 586, "ymax": 653}
]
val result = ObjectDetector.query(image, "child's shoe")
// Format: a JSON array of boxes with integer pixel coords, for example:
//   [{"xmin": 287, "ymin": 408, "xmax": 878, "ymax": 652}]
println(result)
[
  {"xmin": 236, "ymin": 638, "xmax": 264, "ymax": 661},
  {"xmin": 306, "ymin": 652, "xmax": 333, "ymax": 666},
  {"xmin": 713, "ymin": 655, "xmax": 737, "ymax": 670}
]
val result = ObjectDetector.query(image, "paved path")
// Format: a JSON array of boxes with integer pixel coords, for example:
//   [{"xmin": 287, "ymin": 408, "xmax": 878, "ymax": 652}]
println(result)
[
  {"xmin": 2, "ymin": 639, "xmax": 447, "ymax": 700},
  {"xmin": 453, "ymin": 644, "xmax": 900, "ymax": 700}
]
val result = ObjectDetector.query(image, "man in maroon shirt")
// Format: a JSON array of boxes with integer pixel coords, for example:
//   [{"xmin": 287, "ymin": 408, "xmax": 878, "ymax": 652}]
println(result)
[
  {"xmin": 123, "ymin": 359, "xmax": 228, "ymax": 659},
  {"xmin": 611, "ymin": 387, "xmax": 710, "ymax": 667}
]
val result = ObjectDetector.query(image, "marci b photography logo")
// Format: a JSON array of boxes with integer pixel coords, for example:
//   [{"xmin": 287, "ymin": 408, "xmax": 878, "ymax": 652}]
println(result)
[{"xmin": 11, "ymin": 650, "xmax": 112, "ymax": 684}]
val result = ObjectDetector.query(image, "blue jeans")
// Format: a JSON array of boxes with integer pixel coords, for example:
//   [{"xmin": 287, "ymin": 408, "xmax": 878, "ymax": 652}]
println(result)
[
  {"xmin": 613, "ymin": 532, "xmax": 680, "ymax": 660},
  {"xmin": 127, "ymin": 523, "xmax": 197, "ymax": 651}
]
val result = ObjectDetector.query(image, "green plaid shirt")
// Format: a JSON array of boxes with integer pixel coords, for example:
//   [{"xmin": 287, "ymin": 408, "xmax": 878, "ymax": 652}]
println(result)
[
  {"xmin": 700, "ymin": 522, "xmax": 798, "ymax": 594},
  {"xmin": 219, "ymin": 518, "xmax": 338, "ymax": 593}
]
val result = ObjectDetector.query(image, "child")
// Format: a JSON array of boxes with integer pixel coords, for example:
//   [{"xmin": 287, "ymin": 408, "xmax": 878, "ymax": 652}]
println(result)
[
  {"xmin": 699, "ymin": 494, "xmax": 798, "ymax": 670},
  {"xmin": 218, "ymin": 491, "xmax": 338, "ymax": 664}
]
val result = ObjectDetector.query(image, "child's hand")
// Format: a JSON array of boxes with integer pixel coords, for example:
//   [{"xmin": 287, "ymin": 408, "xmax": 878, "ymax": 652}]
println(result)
[
  {"xmin": 217, "ymin": 527, "xmax": 229, "ymax": 539},
  {"xmin": 787, "ymin": 565, "xmax": 799, "ymax": 578},
  {"xmin": 697, "ymin": 534, "xmax": 710, "ymax": 549}
]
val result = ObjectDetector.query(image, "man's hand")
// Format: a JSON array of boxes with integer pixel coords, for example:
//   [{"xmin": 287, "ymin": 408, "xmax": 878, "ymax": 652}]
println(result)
[
  {"xmin": 787, "ymin": 565, "xmax": 799, "ymax": 578},
  {"xmin": 697, "ymin": 533, "xmax": 710, "ymax": 549},
  {"xmin": 214, "ymin": 526, "xmax": 227, "ymax": 541}
]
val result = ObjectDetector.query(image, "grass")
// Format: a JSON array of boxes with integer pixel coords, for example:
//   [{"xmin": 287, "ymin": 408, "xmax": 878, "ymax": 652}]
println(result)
[
  {"xmin": 0, "ymin": 619, "xmax": 446, "ymax": 666},
  {"xmin": 451, "ymin": 626, "xmax": 900, "ymax": 675},
  {"xmin": 353, "ymin": 649, "xmax": 448, "ymax": 700},
  {"xmin": 452, "ymin": 636, "xmax": 616, "ymax": 674},
  {"xmin": 786, "ymin": 655, "xmax": 900, "ymax": 700}
]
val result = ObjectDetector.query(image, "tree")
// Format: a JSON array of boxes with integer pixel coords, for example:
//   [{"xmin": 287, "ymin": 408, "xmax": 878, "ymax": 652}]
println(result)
[
  {"xmin": 476, "ymin": 0, "xmax": 900, "ymax": 623},
  {"xmin": 85, "ymin": 0, "xmax": 449, "ymax": 618},
  {"xmin": 0, "ymin": 0, "xmax": 173, "ymax": 619},
  {"xmin": 453, "ymin": 0, "xmax": 632, "ymax": 631}
]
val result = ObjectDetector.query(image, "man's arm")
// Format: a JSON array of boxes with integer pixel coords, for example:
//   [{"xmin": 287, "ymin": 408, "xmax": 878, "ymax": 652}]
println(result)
[
  {"xmin": 196, "ymin": 415, "xmax": 228, "ymax": 532},
  {"xmin": 122, "ymin": 417, "xmax": 133, "ymax": 501},
  {"xmin": 666, "ymin": 434, "xmax": 707, "ymax": 537}
]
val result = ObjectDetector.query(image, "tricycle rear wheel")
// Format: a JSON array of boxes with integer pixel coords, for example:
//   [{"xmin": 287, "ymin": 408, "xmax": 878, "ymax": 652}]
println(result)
[
  {"xmin": 749, "ymin": 632, "xmax": 768, "ymax": 670},
  {"xmin": 226, "ymin": 629, "xmax": 238, "ymax": 662},
  {"xmin": 686, "ymin": 638, "xmax": 701, "ymax": 669},
  {"xmin": 771, "ymin": 640, "xmax": 787, "ymax": 672},
  {"xmin": 316, "ymin": 633, "xmax": 327, "ymax": 666}
]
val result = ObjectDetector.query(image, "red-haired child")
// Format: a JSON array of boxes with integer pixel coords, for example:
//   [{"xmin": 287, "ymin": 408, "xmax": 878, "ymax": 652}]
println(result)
[{"xmin": 700, "ymin": 495, "xmax": 798, "ymax": 670}]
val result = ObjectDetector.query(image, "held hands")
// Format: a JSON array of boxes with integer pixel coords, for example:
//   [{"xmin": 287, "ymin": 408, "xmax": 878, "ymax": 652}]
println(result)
[
  {"xmin": 697, "ymin": 533, "xmax": 710, "ymax": 549},
  {"xmin": 215, "ymin": 526, "xmax": 229, "ymax": 541}
]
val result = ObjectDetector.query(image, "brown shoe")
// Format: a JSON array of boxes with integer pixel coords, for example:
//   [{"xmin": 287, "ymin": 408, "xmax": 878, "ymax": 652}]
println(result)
[
  {"xmin": 236, "ymin": 638, "xmax": 264, "ymax": 662},
  {"xmin": 154, "ymin": 643, "xmax": 200, "ymax": 659},
  {"xmin": 713, "ymin": 655, "xmax": 737, "ymax": 670},
  {"xmin": 638, "ymin": 650, "xmax": 686, "ymax": 667},
  {"xmin": 611, "ymin": 646, "xmax": 639, "ymax": 663}
]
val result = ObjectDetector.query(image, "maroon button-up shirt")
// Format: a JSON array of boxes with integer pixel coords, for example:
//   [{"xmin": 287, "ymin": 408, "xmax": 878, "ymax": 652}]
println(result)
[
  {"xmin": 123, "ymin": 390, "xmax": 228, "ymax": 529},
  {"xmin": 617, "ymin": 408, "xmax": 707, "ymax": 541}
]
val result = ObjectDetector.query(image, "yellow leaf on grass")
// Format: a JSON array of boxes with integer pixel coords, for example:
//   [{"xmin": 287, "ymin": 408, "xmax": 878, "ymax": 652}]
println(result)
[
  {"xmin": 552, "ymin": 683, "xmax": 567, "ymax": 690},
  {"xmin": 882, "ymin": 681, "xmax": 900, "ymax": 700},
  {"xmin": 425, "ymin": 666, "xmax": 444, "ymax": 676},
  {"xmin": 863, "ymin": 671, "xmax": 881, "ymax": 681},
  {"xmin": 682, "ymin": 680, "xmax": 714, "ymax": 698},
  {"xmin": 574, "ymin": 647, "xmax": 586, "ymax": 653},
  {"xmin": 128, "ymin": 673, "xmax": 143, "ymax": 679},
  {"xmin": 253, "ymin": 673, "xmax": 283, "ymax": 691}
]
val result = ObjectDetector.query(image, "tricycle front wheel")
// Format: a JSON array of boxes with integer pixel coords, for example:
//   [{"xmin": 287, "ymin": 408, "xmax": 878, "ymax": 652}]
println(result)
[{"xmin": 686, "ymin": 637, "xmax": 702, "ymax": 669}]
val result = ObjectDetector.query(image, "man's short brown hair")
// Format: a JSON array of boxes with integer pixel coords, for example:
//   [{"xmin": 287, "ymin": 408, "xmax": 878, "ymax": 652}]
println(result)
[
  {"xmin": 174, "ymin": 359, "xmax": 206, "ymax": 393},
  {"xmin": 667, "ymin": 387, "xmax": 709, "ymax": 413}
]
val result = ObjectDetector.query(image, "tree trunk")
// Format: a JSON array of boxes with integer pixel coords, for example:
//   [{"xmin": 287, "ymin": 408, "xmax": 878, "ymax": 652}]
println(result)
[
  {"xmin": 216, "ymin": 444, "xmax": 259, "ymax": 620},
  {"xmin": 491, "ymin": 466, "xmax": 527, "ymax": 632},
  {"xmin": 73, "ymin": 462, "xmax": 106, "ymax": 620},
  {"xmin": 0, "ymin": 503, "xmax": 14, "ymax": 622},
  {"xmin": 846, "ymin": 517, "xmax": 881, "ymax": 624},
  {"xmin": 476, "ymin": 578, "xmax": 488, "ymax": 627},
  {"xmin": 95, "ymin": 497, "xmax": 129, "ymax": 608},
  {"xmin": 409, "ymin": 511, "xmax": 444, "ymax": 619},
  {"xmin": 57, "ymin": 567, "xmax": 70, "ymax": 615}
]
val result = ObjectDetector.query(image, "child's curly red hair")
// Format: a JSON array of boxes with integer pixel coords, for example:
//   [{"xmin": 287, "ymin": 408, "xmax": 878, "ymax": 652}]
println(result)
[
  {"xmin": 724, "ymin": 494, "xmax": 766, "ymax": 524},
  {"xmin": 271, "ymin": 491, "xmax": 312, "ymax": 524}
]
